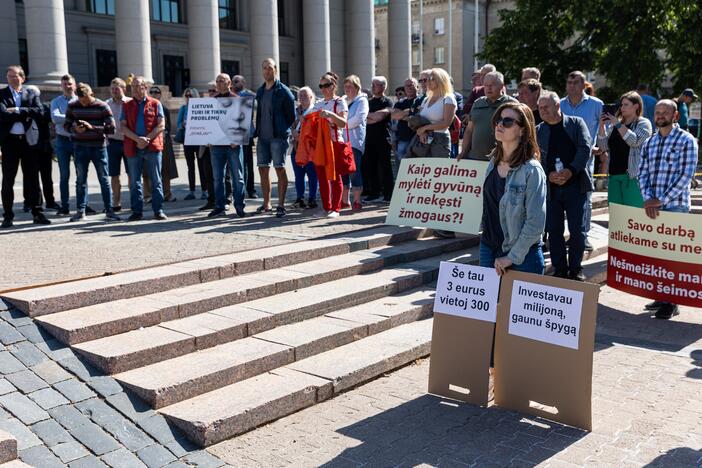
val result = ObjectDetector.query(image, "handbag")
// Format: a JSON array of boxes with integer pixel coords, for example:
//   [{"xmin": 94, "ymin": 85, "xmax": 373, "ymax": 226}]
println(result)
[
  {"xmin": 174, "ymin": 126, "xmax": 185, "ymax": 144},
  {"xmin": 332, "ymin": 100, "xmax": 355, "ymax": 175}
]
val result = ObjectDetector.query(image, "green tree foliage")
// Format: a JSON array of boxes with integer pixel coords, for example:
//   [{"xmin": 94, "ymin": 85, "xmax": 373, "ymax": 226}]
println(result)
[{"xmin": 479, "ymin": 0, "xmax": 699, "ymax": 97}]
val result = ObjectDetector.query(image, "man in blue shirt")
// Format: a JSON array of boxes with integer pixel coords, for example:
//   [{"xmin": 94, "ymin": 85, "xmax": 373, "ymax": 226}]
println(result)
[
  {"xmin": 636, "ymin": 84, "xmax": 657, "ymax": 127},
  {"xmin": 676, "ymin": 88, "xmax": 698, "ymax": 132},
  {"xmin": 560, "ymin": 71, "xmax": 603, "ymax": 252}
]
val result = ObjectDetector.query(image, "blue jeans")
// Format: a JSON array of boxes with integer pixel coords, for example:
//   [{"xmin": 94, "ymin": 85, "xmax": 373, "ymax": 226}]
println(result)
[
  {"xmin": 479, "ymin": 242, "xmax": 545, "ymax": 274},
  {"xmin": 211, "ymin": 145, "xmax": 245, "ymax": 210},
  {"xmin": 127, "ymin": 150, "xmax": 163, "ymax": 215},
  {"xmin": 547, "ymin": 184, "xmax": 588, "ymax": 275},
  {"xmin": 396, "ymin": 139, "xmax": 411, "ymax": 162},
  {"xmin": 291, "ymin": 151, "xmax": 318, "ymax": 201},
  {"xmin": 342, "ymin": 148, "xmax": 363, "ymax": 188},
  {"xmin": 257, "ymin": 138, "xmax": 288, "ymax": 168},
  {"xmin": 73, "ymin": 145, "xmax": 112, "ymax": 212},
  {"xmin": 55, "ymin": 135, "xmax": 74, "ymax": 210},
  {"xmin": 107, "ymin": 139, "xmax": 128, "ymax": 176}
]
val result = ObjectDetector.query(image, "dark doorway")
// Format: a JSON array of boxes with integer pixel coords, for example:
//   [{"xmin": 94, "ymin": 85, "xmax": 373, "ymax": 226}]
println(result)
[
  {"xmin": 96, "ymin": 49, "xmax": 118, "ymax": 87},
  {"xmin": 221, "ymin": 60, "xmax": 240, "ymax": 78},
  {"xmin": 163, "ymin": 54, "xmax": 186, "ymax": 96}
]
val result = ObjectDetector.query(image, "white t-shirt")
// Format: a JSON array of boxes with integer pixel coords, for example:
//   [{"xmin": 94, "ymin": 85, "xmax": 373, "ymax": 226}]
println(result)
[
  {"xmin": 314, "ymin": 97, "xmax": 348, "ymax": 141},
  {"xmin": 419, "ymin": 94, "xmax": 457, "ymax": 134}
]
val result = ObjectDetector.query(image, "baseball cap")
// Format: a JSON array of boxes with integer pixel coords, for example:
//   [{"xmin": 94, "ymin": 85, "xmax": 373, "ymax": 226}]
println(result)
[{"xmin": 682, "ymin": 88, "xmax": 699, "ymax": 100}]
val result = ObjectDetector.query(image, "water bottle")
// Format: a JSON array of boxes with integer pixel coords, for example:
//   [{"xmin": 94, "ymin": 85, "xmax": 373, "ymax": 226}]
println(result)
[{"xmin": 555, "ymin": 157, "xmax": 564, "ymax": 172}]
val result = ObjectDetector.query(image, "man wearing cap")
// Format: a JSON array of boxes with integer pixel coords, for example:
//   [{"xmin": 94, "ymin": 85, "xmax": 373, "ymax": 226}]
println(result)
[{"xmin": 676, "ymin": 88, "xmax": 698, "ymax": 132}]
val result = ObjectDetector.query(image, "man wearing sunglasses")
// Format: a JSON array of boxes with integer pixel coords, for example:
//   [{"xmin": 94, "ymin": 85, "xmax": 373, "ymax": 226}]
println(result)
[{"xmin": 536, "ymin": 91, "xmax": 593, "ymax": 281}]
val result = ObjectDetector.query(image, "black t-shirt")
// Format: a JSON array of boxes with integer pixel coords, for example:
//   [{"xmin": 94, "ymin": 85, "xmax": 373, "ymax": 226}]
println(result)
[
  {"xmin": 546, "ymin": 122, "xmax": 577, "ymax": 186},
  {"xmin": 366, "ymin": 96, "xmax": 392, "ymax": 143},
  {"xmin": 394, "ymin": 96, "xmax": 424, "ymax": 141},
  {"xmin": 532, "ymin": 108, "xmax": 543, "ymax": 126},
  {"xmin": 480, "ymin": 167, "xmax": 506, "ymax": 251},
  {"xmin": 607, "ymin": 124, "xmax": 631, "ymax": 176}
]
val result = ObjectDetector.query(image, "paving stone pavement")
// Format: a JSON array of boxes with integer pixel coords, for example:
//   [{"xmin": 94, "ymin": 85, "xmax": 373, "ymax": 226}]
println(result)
[{"xmin": 207, "ymin": 285, "xmax": 702, "ymax": 467}]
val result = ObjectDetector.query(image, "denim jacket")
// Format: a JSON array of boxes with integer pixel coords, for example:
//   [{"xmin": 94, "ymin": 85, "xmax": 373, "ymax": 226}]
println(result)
[
  {"xmin": 485, "ymin": 158, "xmax": 547, "ymax": 265},
  {"xmin": 254, "ymin": 80, "xmax": 296, "ymax": 139}
]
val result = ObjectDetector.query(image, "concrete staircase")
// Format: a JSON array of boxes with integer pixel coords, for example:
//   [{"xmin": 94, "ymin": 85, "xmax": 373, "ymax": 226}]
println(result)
[{"xmin": 2, "ymin": 218, "xmax": 612, "ymax": 447}]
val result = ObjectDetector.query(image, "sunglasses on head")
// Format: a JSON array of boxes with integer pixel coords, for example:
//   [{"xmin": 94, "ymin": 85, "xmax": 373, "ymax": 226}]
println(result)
[
  {"xmin": 494, "ymin": 117, "xmax": 522, "ymax": 128},
  {"xmin": 149, "ymin": 89, "xmax": 161, "ymax": 95},
  {"xmin": 318, "ymin": 82, "xmax": 333, "ymax": 89}
]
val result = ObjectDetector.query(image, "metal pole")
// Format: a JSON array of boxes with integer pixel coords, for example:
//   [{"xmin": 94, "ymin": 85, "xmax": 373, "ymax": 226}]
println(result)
[
  {"xmin": 474, "ymin": 0, "xmax": 479, "ymax": 70},
  {"xmin": 447, "ymin": 0, "xmax": 452, "ymax": 76},
  {"xmin": 419, "ymin": 0, "xmax": 423, "ymax": 71}
]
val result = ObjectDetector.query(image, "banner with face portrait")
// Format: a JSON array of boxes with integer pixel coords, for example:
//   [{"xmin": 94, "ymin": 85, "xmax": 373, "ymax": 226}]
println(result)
[{"xmin": 183, "ymin": 97, "xmax": 253, "ymax": 146}]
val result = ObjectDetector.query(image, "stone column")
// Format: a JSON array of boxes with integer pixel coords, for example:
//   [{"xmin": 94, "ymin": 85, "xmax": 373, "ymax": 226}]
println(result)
[
  {"xmin": 329, "ymin": 0, "xmax": 345, "ymax": 80},
  {"xmin": 302, "ymin": 0, "xmax": 331, "ymax": 86},
  {"xmin": 0, "ymin": 5, "xmax": 20, "ymax": 72},
  {"xmin": 388, "ymin": 0, "xmax": 411, "ymax": 90},
  {"xmin": 115, "ymin": 0, "xmax": 153, "ymax": 82},
  {"xmin": 24, "ymin": 0, "xmax": 69, "ymax": 86},
  {"xmin": 188, "ymin": 0, "xmax": 221, "ymax": 89},
  {"xmin": 250, "ymin": 0, "xmax": 279, "ymax": 80},
  {"xmin": 346, "ymin": 0, "xmax": 375, "ymax": 89}
]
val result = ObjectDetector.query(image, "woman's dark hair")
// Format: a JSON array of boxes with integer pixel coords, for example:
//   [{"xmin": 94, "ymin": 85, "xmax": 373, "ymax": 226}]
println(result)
[
  {"xmin": 489, "ymin": 102, "xmax": 540, "ymax": 168},
  {"xmin": 320, "ymin": 71, "xmax": 339, "ymax": 88}
]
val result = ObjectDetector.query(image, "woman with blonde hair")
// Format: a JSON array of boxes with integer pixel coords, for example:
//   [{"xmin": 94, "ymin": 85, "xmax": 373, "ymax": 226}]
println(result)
[
  {"xmin": 342, "ymin": 74, "xmax": 369, "ymax": 211},
  {"xmin": 415, "ymin": 68, "xmax": 456, "ymax": 157}
]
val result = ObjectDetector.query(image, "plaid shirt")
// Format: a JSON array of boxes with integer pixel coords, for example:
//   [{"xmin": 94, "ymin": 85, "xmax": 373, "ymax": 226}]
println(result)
[{"xmin": 638, "ymin": 125, "xmax": 698, "ymax": 210}]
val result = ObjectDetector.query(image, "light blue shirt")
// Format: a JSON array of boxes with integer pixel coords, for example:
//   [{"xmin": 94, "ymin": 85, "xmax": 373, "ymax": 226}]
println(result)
[
  {"xmin": 560, "ymin": 93, "xmax": 603, "ymax": 145},
  {"xmin": 9, "ymin": 88, "xmax": 24, "ymax": 135},
  {"xmin": 51, "ymin": 94, "xmax": 77, "ymax": 138},
  {"xmin": 640, "ymin": 94, "xmax": 656, "ymax": 127}
]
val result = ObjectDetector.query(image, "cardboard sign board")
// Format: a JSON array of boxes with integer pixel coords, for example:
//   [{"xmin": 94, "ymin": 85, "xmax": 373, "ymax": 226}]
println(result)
[
  {"xmin": 428, "ymin": 263, "xmax": 500, "ymax": 406},
  {"xmin": 608, "ymin": 203, "xmax": 702, "ymax": 308},
  {"xmin": 386, "ymin": 158, "xmax": 488, "ymax": 234},
  {"xmin": 184, "ymin": 97, "xmax": 254, "ymax": 146},
  {"xmin": 494, "ymin": 270, "xmax": 599, "ymax": 431}
]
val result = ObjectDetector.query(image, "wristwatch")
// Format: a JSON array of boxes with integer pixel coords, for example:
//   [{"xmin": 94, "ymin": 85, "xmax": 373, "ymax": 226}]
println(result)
[{"xmin": 614, "ymin": 122, "xmax": 623, "ymax": 129}]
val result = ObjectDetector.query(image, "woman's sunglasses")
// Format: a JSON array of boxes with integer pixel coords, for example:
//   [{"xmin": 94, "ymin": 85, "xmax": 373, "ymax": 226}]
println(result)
[
  {"xmin": 318, "ymin": 83, "xmax": 333, "ymax": 89},
  {"xmin": 494, "ymin": 117, "xmax": 522, "ymax": 128},
  {"xmin": 149, "ymin": 89, "xmax": 161, "ymax": 95}
]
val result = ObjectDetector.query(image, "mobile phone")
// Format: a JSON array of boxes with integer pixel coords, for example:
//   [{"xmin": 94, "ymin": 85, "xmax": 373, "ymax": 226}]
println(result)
[{"xmin": 602, "ymin": 104, "xmax": 618, "ymax": 116}]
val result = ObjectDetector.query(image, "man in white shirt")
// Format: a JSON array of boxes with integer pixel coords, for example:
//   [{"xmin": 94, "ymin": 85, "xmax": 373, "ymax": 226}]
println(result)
[{"xmin": 106, "ymin": 78, "xmax": 132, "ymax": 211}]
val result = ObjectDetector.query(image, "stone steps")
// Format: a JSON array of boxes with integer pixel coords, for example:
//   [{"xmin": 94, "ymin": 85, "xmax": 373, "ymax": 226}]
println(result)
[
  {"xmin": 1, "ymin": 226, "xmax": 429, "ymax": 317},
  {"xmin": 36, "ymin": 236, "xmax": 476, "ymax": 346},
  {"xmin": 110, "ymin": 286, "xmax": 437, "ymax": 408},
  {"xmin": 159, "ymin": 319, "xmax": 434, "ymax": 447}
]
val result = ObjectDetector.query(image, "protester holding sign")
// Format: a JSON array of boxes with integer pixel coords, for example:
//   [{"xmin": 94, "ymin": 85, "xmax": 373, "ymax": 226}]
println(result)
[
  {"xmin": 480, "ymin": 102, "xmax": 546, "ymax": 276},
  {"xmin": 637, "ymin": 99, "xmax": 699, "ymax": 319},
  {"xmin": 597, "ymin": 91, "xmax": 652, "ymax": 208},
  {"xmin": 313, "ymin": 72, "xmax": 348, "ymax": 218}
]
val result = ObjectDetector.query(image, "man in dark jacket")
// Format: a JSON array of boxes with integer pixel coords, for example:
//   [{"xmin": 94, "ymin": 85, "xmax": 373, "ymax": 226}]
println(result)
[
  {"xmin": 536, "ymin": 91, "xmax": 593, "ymax": 281},
  {"xmin": 25, "ymin": 87, "xmax": 59, "ymax": 212},
  {"xmin": 254, "ymin": 58, "xmax": 295, "ymax": 217},
  {"xmin": 0, "ymin": 65, "xmax": 50, "ymax": 227}
]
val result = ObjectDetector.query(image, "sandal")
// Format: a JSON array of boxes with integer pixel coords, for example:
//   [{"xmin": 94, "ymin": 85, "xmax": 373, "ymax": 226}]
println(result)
[
  {"xmin": 256, "ymin": 205, "xmax": 272, "ymax": 214},
  {"xmin": 276, "ymin": 206, "xmax": 286, "ymax": 218}
]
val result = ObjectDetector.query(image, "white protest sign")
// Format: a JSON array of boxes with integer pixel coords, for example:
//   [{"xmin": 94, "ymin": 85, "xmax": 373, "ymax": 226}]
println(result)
[
  {"xmin": 184, "ymin": 97, "xmax": 253, "ymax": 146},
  {"xmin": 508, "ymin": 280, "xmax": 584, "ymax": 349},
  {"xmin": 434, "ymin": 262, "xmax": 500, "ymax": 322}
]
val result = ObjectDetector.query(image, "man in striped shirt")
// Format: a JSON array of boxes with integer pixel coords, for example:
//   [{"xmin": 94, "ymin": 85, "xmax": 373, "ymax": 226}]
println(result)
[
  {"xmin": 64, "ymin": 83, "xmax": 120, "ymax": 222},
  {"xmin": 638, "ymin": 99, "xmax": 699, "ymax": 319}
]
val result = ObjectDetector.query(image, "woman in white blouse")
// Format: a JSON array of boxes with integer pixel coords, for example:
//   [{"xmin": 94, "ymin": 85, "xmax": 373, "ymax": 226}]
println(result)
[{"xmin": 415, "ymin": 68, "xmax": 457, "ymax": 158}]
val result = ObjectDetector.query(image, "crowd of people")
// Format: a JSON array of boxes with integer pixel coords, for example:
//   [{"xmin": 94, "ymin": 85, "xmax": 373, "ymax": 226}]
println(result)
[{"xmin": 0, "ymin": 61, "xmax": 699, "ymax": 314}]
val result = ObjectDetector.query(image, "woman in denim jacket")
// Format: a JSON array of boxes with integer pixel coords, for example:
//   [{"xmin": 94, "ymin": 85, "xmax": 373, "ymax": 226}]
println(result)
[{"xmin": 480, "ymin": 102, "xmax": 547, "ymax": 275}]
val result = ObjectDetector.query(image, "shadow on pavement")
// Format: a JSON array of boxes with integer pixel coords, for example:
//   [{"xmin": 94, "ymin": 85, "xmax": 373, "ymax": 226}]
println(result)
[
  {"xmin": 321, "ymin": 394, "xmax": 586, "ymax": 467},
  {"xmin": 643, "ymin": 447, "xmax": 702, "ymax": 467}
]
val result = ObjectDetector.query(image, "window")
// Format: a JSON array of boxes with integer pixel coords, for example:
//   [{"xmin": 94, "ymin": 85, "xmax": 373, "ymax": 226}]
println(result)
[
  {"xmin": 218, "ymin": 0, "xmax": 238, "ymax": 30},
  {"xmin": 96, "ymin": 50, "xmax": 117, "ymax": 87},
  {"xmin": 411, "ymin": 21, "xmax": 421, "ymax": 44},
  {"xmin": 412, "ymin": 49, "xmax": 419, "ymax": 66},
  {"xmin": 434, "ymin": 17, "xmax": 445, "ymax": 35},
  {"xmin": 87, "ymin": 0, "xmax": 115, "ymax": 15},
  {"xmin": 279, "ymin": 62, "xmax": 289, "ymax": 85},
  {"xmin": 277, "ymin": 1, "xmax": 287, "ymax": 36},
  {"xmin": 221, "ymin": 60, "xmax": 240, "ymax": 78},
  {"xmin": 18, "ymin": 39, "xmax": 28, "ymax": 76},
  {"xmin": 152, "ymin": 0, "xmax": 184, "ymax": 24},
  {"xmin": 434, "ymin": 47, "xmax": 445, "ymax": 64},
  {"xmin": 163, "ymin": 55, "xmax": 186, "ymax": 96}
]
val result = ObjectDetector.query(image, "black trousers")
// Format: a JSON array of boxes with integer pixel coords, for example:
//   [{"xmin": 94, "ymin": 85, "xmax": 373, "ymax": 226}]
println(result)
[
  {"xmin": 34, "ymin": 149, "xmax": 55, "ymax": 206},
  {"xmin": 362, "ymin": 139, "xmax": 394, "ymax": 198},
  {"xmin": 243, "ymin": 140, "xmax": 255, "ymax": 195},
  {"xmin": 2, "ymin": 136, "xmax": 41, "ymax": 218},
  {"xmin": 199, "ymin": 148, "xmax": 215, "ymax": 204},
  {"xmin": 184, "ymin": 145, "xmax": 206, "ymax": 193}
]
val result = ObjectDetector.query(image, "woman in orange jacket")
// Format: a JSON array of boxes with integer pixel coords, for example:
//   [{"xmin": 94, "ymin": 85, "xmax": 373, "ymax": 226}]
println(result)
[{"xmin": 313, "ymin": 72, "xmax": 347, "ymax": 218}]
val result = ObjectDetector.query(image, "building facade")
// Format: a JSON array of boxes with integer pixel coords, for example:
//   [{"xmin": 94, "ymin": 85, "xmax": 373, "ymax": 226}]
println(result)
[
  {"xmin": 0, "ymin": 0, "xmax": 386, "ymax": 96},
  {"xmin": 374, "ymin": 0, "xmax": 514, "ymax": 94}
]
